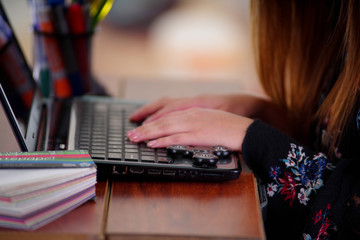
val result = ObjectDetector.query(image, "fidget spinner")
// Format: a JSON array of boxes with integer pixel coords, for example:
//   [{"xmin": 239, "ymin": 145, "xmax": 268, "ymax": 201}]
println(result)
[{"xmin": 166, "ymin": 145, "xmax": 232, "ymax": 168}]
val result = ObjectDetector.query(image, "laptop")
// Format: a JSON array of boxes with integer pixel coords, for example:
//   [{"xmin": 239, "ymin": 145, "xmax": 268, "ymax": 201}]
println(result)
[{"xmin": 0, "ymin": 3, "xmax": 241, "ymax": 181}]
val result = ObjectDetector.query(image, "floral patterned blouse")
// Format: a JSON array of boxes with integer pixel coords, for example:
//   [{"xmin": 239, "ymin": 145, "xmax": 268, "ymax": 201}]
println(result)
[{"xmin": 241, "ymin": 104, "xmax": 360, "ymax": 240}]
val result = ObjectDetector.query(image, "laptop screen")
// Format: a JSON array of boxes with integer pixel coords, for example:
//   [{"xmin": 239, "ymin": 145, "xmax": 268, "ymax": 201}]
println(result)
[{"xmin": 0, "ymin": 2, "xmax": 37, "ymax": 149}]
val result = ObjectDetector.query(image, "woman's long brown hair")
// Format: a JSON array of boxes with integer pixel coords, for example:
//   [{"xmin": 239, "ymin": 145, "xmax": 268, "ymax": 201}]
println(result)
[{"xmin": 251, "ymin": 0, "xmax": 360, "ymax": 154}]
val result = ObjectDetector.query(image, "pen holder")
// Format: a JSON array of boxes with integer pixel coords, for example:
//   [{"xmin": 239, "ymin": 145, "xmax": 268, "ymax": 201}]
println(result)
[{"xmin": 33, "ymin": 29, "xmax": 99, "ymax": 98}]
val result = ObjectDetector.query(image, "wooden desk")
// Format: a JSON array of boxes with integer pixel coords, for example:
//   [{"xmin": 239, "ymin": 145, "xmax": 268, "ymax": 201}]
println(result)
[
  {"xmin": 0, "ymin": 173, "xmax": 265, "ymax": 240},
  {"xmin": 107, "ymin": 173, "xmax": 264, "ymax": 240}
]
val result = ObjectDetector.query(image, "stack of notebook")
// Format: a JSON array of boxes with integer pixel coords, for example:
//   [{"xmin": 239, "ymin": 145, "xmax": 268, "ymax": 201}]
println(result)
[{"xmin": 0, "ymin": 150, "xmax": 96, "ymax": 230}]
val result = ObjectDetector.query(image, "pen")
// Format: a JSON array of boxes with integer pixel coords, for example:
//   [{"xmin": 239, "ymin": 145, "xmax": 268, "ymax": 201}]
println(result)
[
  {"xmin": 66, "ymin": 3, "xmax": 90, "ymax": 93},
  {"xmin": 28, "ymin": 0, "xmax": 51, "ymax": 97},
  {"xmin": 50, "ymin": 1, "xmax": 84, "ymax": 96},
  {"xmin": 33, "ymin": 33, "xmax": 50, "ymax": 97},
  {"xmin": 90, "ymin": 0, "xmax": 114, "ymax": 31}
]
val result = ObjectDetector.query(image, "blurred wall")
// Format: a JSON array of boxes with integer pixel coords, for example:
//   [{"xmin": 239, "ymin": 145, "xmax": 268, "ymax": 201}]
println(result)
[
  {"xmin": 1, "ymin": 0, "xmax": 263, "ymax": 96},
  {"xmin": 1, "ymin": 0, "xmax": 32, "ymax": 64}
]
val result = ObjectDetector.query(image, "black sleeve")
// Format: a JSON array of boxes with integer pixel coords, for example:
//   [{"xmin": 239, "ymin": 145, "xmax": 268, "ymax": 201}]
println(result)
[{"xmin": 241, "ymin": 120, "xmax": 336, "ymax": 239}]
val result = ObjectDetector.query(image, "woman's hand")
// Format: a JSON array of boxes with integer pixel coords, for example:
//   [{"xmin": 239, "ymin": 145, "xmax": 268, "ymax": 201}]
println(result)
[
  {"xmin": 127, "ymin": 107, "xmax": 254, "ymax": 152},
  {"xmin": 129, "ymin": 94, "xmax": 268, "ymax": 123}
]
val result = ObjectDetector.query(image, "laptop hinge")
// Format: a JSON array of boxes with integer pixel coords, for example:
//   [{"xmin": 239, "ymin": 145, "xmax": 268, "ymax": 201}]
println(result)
[
  {"xmin": 47, "ymin": 99, "xmax": 73, "ymax": 150},
  {"xmin": 36, "ymin": 104, "xmax": 48, "ymax": 151}
]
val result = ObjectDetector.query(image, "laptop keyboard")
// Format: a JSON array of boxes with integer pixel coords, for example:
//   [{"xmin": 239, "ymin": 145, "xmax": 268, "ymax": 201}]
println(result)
[
  {"xmin": 75, "ymin": 101, "xmax": 174, "ymax": 164},
  {"xmin": 71, "ymin": 99, "xmax": 241, "ymax": 180}
]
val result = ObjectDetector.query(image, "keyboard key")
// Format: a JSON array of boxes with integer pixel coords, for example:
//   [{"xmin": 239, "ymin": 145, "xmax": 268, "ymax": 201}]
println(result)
[
  {"xmin": 108, "ymin": 144, "xmax": 122, "ymax": 149},
  {"xmin": 125, "ymin": 144, "xmax": 138, "ymax": 149},
  {"xmin": 157, "ymin": 149, "xmax": 167, "ymax": 153},
  {"xmin": 141, "ymin": 156, "xmax": 156, "ymax": 161},
  {"xmin": 108, "ymin": 141, "xmax": 123, "ymax": 146},
  {"xmin": 108, "ymin": 153, "xmax": 122, "ymax": 160},
  {"xmin": 141, "ymin": 151, "xmax": 155, "ymax": 156},
  {"xmin": 91, "ymin": 153, "xmax": 106, "ymax": 159},
  {"xmin": 79, "ymin": 143, "xmax": 89, "ymax": 147},
  {"xmin": 157, "ymin": 152, "xmax": 168, "ymax": 157},
  {"xmin": 125, "ymin": 153, "xmax": 139, "ymax": 161},
  {"xmin": 108, "ymin": 148, "xmax": 123, "ymax": 153},
  {"xmin": 90, "ymin": 149, "xmax": 105, "ymax": 154},
  {"xmin": 91, "ymin": 145, "xmax": 105, "ymax": 149},
  {"xmin": 108, "ymin": 136, "xmax": 123, "ymax": 141},
  {"xmin": 125, "ymin": 148, "xmax": 138, "ymax": 153}
]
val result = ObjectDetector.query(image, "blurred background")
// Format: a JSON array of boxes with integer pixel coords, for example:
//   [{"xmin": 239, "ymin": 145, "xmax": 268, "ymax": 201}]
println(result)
[{"xmin": 2, "ymin": 0, "xmax": 263, "ymax": 98}]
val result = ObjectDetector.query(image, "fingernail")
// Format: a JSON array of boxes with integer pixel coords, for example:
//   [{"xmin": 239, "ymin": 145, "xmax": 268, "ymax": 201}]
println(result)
[
  {"xmin": 147, "ymin": 140, "xmax": 157, "ymax": 148},
  {"xmin": 132, "ymin": 135, "xmax": 140, "ymax": 142},
  {"xmin": 127, "ymin": 130, "xmax": 140, "ymax": 142},
  {"xmin": 127, "ymin": 129, "xmax": 136, "ymax": 137}
]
